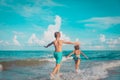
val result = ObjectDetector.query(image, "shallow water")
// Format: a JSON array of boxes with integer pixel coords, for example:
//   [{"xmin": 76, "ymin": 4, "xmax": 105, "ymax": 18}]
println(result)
[{"xmin": 0, "ymin": 51, "xmax": 120, "ymax": 80}]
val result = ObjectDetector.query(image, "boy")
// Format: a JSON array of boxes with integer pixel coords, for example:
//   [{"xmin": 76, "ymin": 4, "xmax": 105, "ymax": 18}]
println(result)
[
  {"xmin": 44, "ymin": 32, "xmax": 79, "ymax": 79},
  {"xmin": 66, "ymin": 45, "xmax": 88, "ymax": 73}
]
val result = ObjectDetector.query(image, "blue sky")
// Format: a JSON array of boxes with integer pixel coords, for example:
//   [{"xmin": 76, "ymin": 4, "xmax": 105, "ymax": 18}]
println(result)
[{"xmin": 0, "ymin": 0, "xmax": 120, "ymax": 50}]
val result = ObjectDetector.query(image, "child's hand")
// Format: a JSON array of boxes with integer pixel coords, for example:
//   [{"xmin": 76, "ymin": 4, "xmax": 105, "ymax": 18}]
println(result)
[{"xmin": 74, "ymin": 42, "xmax": 80, "ymax": 45}]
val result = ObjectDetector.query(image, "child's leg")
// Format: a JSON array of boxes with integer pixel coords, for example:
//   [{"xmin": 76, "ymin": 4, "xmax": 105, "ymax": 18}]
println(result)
[
  {"xmin": 57, "ymin": 64, "xmax": 61, "ymax": 74},
  {"xmin": 75, "ymin": 61, "xmax": 77, "ymax": 70},
  {"xmin": 75, "ymin": 60, "xmax": 80, "ymax": 73},
  {"xmin": 51, "ymin": 52, "xmax": 62, "ymax": 76},
  {"xmin": 55, "ymin": 52, "xmax": 62, "ymax": 74},
  {"xmin": 50, "ymin": 64, "xmax": 60, "ymax": 79},
  {"xmin": 76, "ymin": 60, "xmax": 80, "ymax": 70},
  {"xmin": 75, "ymin": 61, "xmax": 78, "ymax": 72},
  {"xmin": 52, "ymin": 64, "xmax": 60, "ymax": 74}
]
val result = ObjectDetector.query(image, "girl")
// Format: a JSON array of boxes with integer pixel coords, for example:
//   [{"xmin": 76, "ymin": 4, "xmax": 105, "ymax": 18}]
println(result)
[{"xmin": 66, "ymin": 45, "xmax": 88, "ymax": 73}]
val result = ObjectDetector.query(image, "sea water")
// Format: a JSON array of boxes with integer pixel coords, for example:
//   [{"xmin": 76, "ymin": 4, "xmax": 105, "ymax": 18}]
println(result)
[{"xmin": 0, "ymin": 50, "xmax": 120, "ymax": 80}]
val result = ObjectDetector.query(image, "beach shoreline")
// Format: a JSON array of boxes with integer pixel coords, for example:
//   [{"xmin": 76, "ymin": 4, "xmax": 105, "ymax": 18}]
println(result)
[
  {"xmin": 0, "ymin": 59, "xmax": 120, "ymax": 80},
  {"xmin": 0, "ymin": 51, "xmax": 120, "ymax": 80}
]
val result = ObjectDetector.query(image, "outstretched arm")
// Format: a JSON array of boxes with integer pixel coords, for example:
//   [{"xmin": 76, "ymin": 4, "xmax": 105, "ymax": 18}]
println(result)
[
  {"xmin": 63, "ymin": 40, "xmax": 80, "ymax": 45},
  {"xmin": 81, "ymin": 52, "xmax": 89, "ymax": 59},
  {"xmin": 66, "ymin": 51, "xmax": 74, "ymax": 58},
  {"xmin": 44, "ymin": 41, "xmax": 54, "ymax": 48}
]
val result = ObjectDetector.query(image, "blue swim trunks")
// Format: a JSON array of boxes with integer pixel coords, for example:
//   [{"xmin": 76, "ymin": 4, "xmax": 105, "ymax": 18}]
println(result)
[
  {"xmin": 54, "ymin": 52, "xmax": 62, "ymax": 64},
  {"xmin": 73, "ymin": 55, "xmax": 80, "ymax": 61}
]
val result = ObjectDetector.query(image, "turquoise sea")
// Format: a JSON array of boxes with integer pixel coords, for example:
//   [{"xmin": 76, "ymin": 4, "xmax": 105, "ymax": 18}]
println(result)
[{"xmin": 0, "ymin": 51, "xmax": 120, "ymax": 80}]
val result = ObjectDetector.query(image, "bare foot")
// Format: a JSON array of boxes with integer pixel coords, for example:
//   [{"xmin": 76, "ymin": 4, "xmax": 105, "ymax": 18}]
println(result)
[
  {"xmin": 50, "ymin": 73, "xmax": 55, "ymax": 79},
  {"xmin": 57, "ymin": 73, "xmax": 63, "ymax": 77},
  {"xmin": 76, "ymin": 69, "xmax": 81, "ymax": 74}
]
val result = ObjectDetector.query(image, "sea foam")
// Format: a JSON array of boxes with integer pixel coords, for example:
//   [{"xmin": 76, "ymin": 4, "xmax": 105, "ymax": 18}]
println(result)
[
  {"xmin": 59, "ymin": 60, "xmax": 120, "ymax": 80},
  {"xmin": 0, "ymin": 64, "xmax": 3, "ymax": 71}
]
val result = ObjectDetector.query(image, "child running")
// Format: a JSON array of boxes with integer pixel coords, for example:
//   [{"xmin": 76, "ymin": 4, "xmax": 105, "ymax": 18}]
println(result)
[
  {"xmin": 66, "ymin": 45, "xmax": 88, "ymax": 73},
  {"xmin": 44, "ymin": 32, "xmax": 79, "ymax": 79}
]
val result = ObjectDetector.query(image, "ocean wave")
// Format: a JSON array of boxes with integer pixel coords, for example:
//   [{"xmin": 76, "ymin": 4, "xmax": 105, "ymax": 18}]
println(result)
[
  {"xmin": 39, "ymin": 56, "xmax": 72, "ymax": 62},
  {"xmin": 59, "ymin": 60, "xmax": 120, "ymax": 80},
  {"xmin": 0, "ymin": 59, "xmax": 50, "ymax": 71},
  {"xmin": 0, "ymin": 51, "xmax": 120, "ymax": 62}
]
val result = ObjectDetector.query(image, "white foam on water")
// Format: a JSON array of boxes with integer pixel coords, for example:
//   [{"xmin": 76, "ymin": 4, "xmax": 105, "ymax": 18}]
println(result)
[
  {"xmin": 44, "ymin": 58, "xmax": 55, "ymax": 62},
  {"xmin": 61, "ymin": 60, "xmax": 120, "ymax": 80},
  {"xmin": 62, "ymin": 57, "xmax": 72, "ymax": 62},
  {"xmin": 39, "ymin": 56, "xmax": 72, "ymax": 62},
  {"xmin": 50, "ymin": 74, "xmax": 62, "ymax": 80},
  {"xmin": 0, "ymin": 64, "xmax": 3, "ymax": 71}
]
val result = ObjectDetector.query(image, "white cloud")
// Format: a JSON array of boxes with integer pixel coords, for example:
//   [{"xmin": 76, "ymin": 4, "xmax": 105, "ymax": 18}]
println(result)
[
  {"xmin": 94, "ymin": 45, "xmax": 104, "ymax": 49},
  {"xmin": 0, "ymin": 40, "xmax": 10, "ymax": 46},
  {"xmin": 28, "ymin": 15, "xmax": 70, "ymax": 45},
  {"xmin": 0, "ymin": 0, "xmax": 65, "ymax": 18},
  {"xmin": 13, "ymin": 35, "xmax": 21, "ymax": 46},
  {"xmin": 16, "ymin": 5, "xmax": 40, "ymax": 17},
  {"xmin": 0, "ymin": 40, "xmax": 3, "ymax": 44},
  {"xmin": 75, "ymin": 38, "xmax": 79, "ymax": 41},
  {"xmin": 42, "ymin": 15, "xmax": 61, "ymax": 41},
  {"xmin": 28, "ymin": 34, "xmax": 39, "ymax": 44},
  {"xmin": 81, "ymin": 44, "xmax": 105, "ymax": 50},
  {"xmin": 42, "ymin": 15, "xmax": 70, "ymax": 42},
  {"xmin": 92, "ymin": 29, "xmax": 96, "ymax": 32},
  {"xmin": 90, "ymin": 45, "xmax": 105, "ymax": 49},
  {"xmin": 106, "ymin": 37, "xmax": 120, "ymax": 48},
  {"xmin": 42, "ymin": 0, "xmax": 65, "ymax": 7},
  {"xmin": 81, "ymin": 41, "xmax": 92, "ymax": 46},
  {"xmin": 81, "ymin": 17, "xmax": 120, "ymax": 29},
  {"xmin": 100, "ymin": 34, "xmax": 106, "ymax": 42},
  {"xmin": 5, "ymin": 41, "xmax": 10, "ymax": 45},
  {"xmin": 32, "ymin": 24, "xmax": 45, "ymax": 31},
  {"xmin": 60, "ymin": 32, "xmax": 70, "ymax": 41},
  {"xmin": 13, "ymin": 31, "xmax": 24, "ymax": 35},
  {"xmin": 81, "ymin": 35, "xmax": 120, "ymax": 50}
]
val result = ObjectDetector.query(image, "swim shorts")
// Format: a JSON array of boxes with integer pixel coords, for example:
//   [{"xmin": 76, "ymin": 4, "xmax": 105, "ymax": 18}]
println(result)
[
  {"xmin": 73, "ymin": 55, "xmax": 80, "ymax": 61},
  {"xmin": 54, "ymin": 52, "xmax": 62, "ymax": 64}
]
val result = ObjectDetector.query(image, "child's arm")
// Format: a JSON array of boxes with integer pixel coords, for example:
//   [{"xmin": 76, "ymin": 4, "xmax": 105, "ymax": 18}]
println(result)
[
  {"xmin": 63, "ymin": 40, "xmax": 80, "ymax": 45},
  {"xmin": 44, "ymin": 41, "xmax": 54, "ymax": 48},
  {"xmin": 66, "ymin": 51, "xmax": 74, "ymax": 58},
  {"xmin": 81, "ymin": 52, "xmax": 89, "ymax": 59}
]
